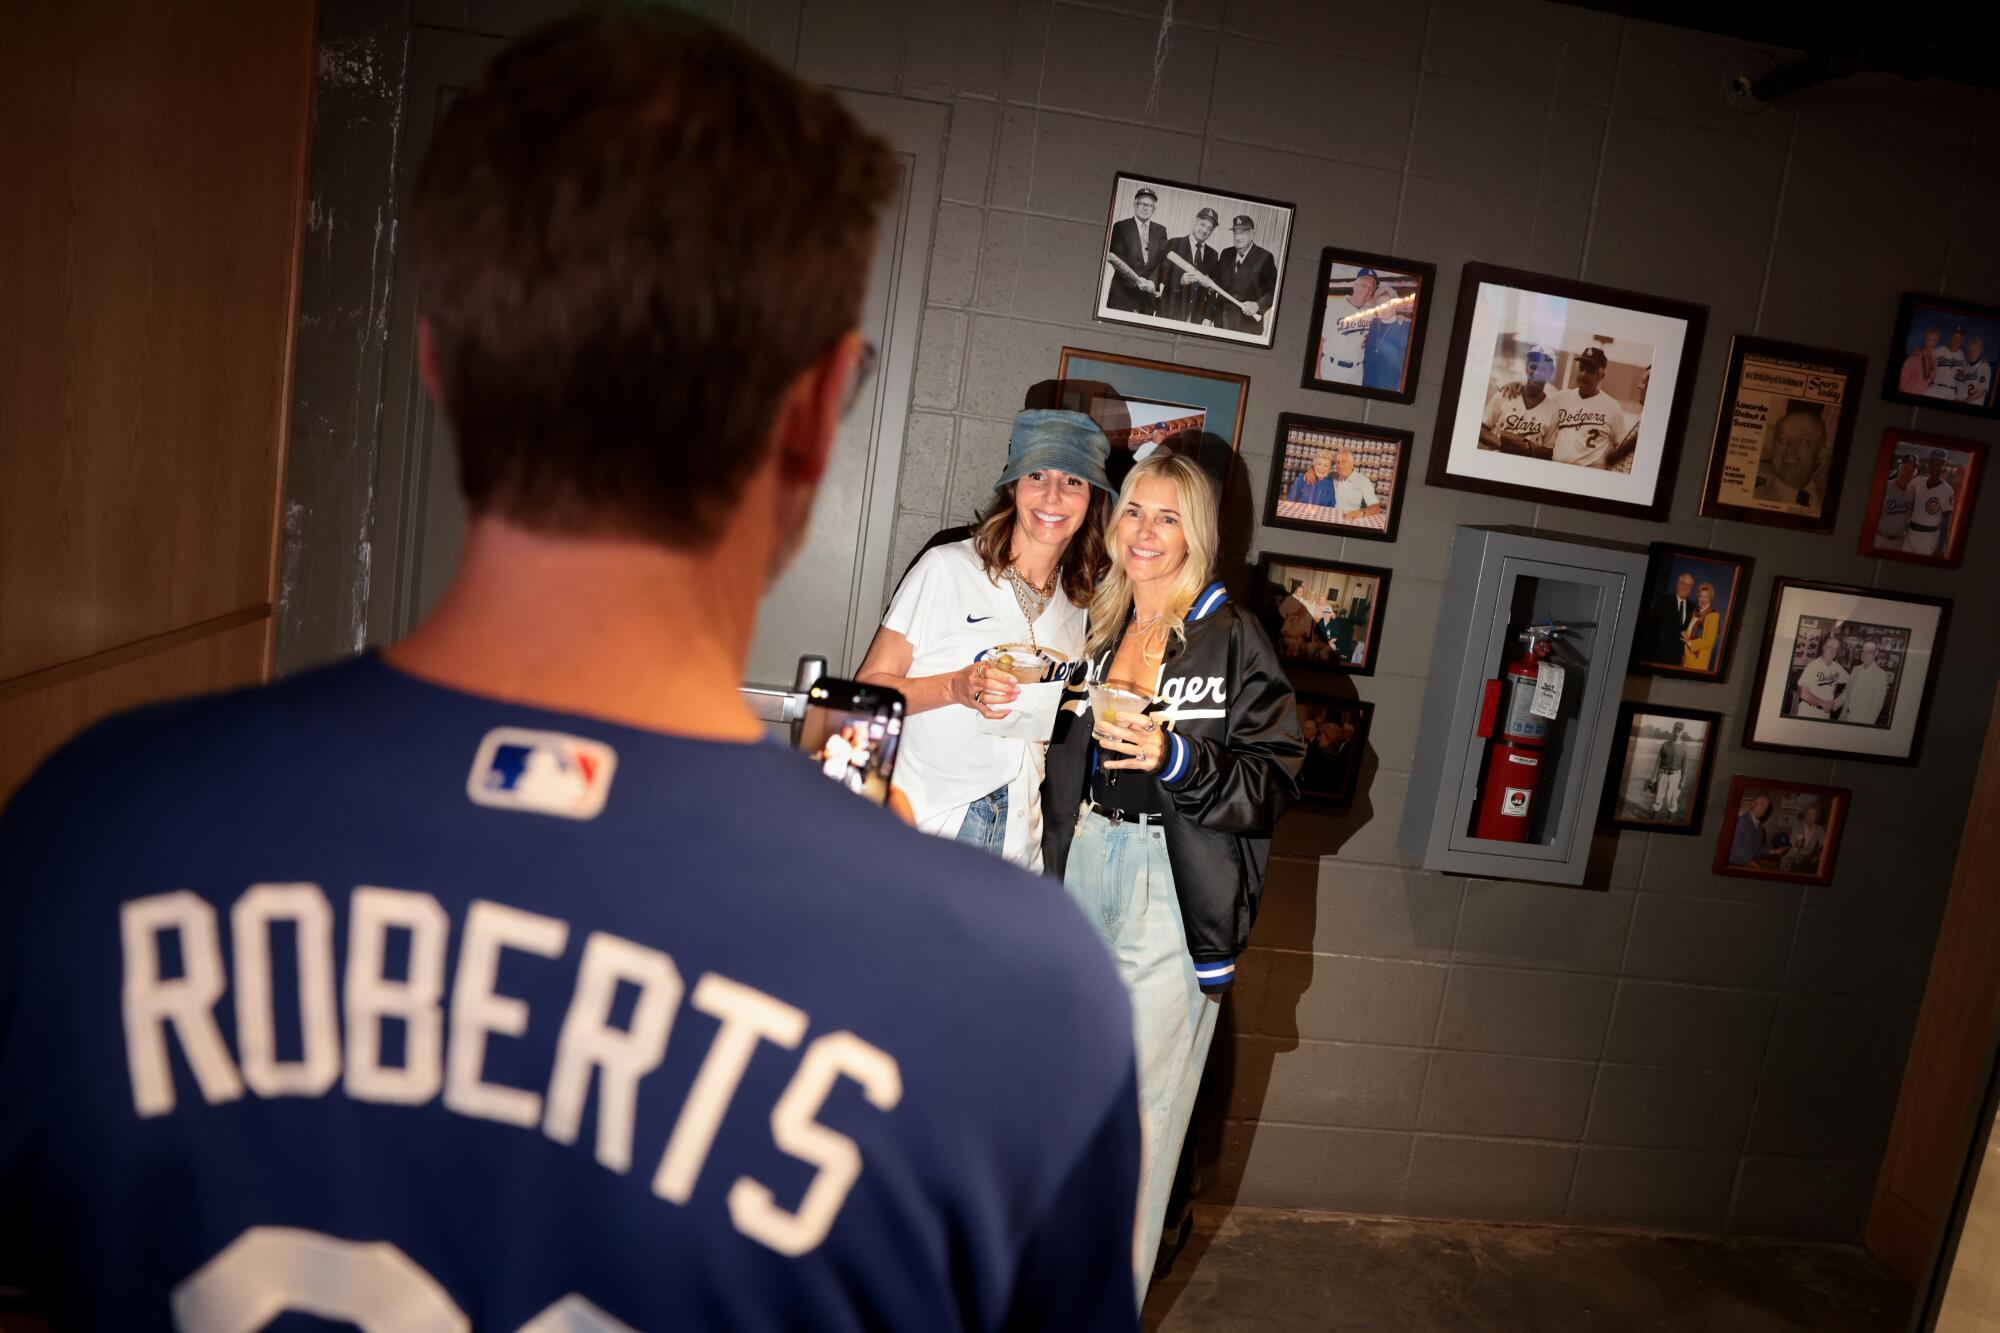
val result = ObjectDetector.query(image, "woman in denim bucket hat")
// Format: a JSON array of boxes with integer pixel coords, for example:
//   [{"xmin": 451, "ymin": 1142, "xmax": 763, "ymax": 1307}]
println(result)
[{"xmin": 857, "ymin": 410, "xmax": 1113, "ymax": 868}]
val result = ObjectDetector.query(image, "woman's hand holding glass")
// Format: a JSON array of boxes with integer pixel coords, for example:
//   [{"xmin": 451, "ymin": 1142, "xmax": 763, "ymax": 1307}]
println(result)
[
  {"xmin": 1095, "ymin": 711, "xmax": 1165, "ymax": 772},
  {"xmin": 951, "ymin": 660, "xmax": 1018, "ymax": 719}
]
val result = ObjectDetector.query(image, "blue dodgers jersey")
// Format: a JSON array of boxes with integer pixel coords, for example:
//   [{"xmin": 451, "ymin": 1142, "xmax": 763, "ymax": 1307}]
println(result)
[{"xmin": 0, "ymin": 657, "xmax": 1140, "ymax": 1332}]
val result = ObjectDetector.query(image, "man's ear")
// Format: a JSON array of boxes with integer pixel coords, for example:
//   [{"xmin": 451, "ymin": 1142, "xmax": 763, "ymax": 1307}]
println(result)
[
  {"xmin": 774, "ymin": 330, "xmax": 861, "ymax": 489},
  {"xmin": 417, "ymin": 316, "xmax": 445, "ymax": 406}
]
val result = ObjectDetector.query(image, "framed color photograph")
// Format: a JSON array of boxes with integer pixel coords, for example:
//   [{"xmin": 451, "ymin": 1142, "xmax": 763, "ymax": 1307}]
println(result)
[
  {"xmin": 1601, "ymin": 703, "xmax": 1721, "ymax": 835},
  {"xmin": 1094, "ymin": 173, "xmax": 1295, "ymax": 350},
  {"xmin": 1858, "ymin": 429, "xmax": 1986, "ymax": 569},
  {"xmin": 1884, "ymin": 292, "xmax": 2000, "ymax": 417},
  {"xmin": 1628, "ymin": 542, "xmax": 1753, "ymax": 681},
  {"xmin": 1712, "ymin": 776, "xmax": 1850, "ymax": 886},
  {"xmin": 1253, "ymin": 554, "xmax": 1391, "ymax": 676},
  {"xmin": 1300, "ymin": 246, "xmax": 1436, "ymax": 403},
  {"xmin": 1427, "ymin": 262, "xmax": 1707, "ymax": 520},
  {"xmin": 1263, "ymin": 414, "xmax": 1412, "ymax": 543},
  {"xmin": 1295, "ymin": 694, "xmax": 1373, "ymax": 807},
  {"xmin": 1055, "ymin": 347, "xmax": 1248, "ymax": 501},
  {"xmin": 1696, "ymin": 336, "xmax": 1867, "ymax": 532},
  {"xmin": 1744, "ymin": 578, "xmax": 1951, "ymax": 765}
]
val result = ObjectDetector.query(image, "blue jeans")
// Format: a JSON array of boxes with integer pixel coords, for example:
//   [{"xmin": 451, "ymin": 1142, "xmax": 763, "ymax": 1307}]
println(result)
[
  {"xmin": 954, "ymin": 783, "xmax": 1008, "ymax": 855},
  {"xmin": 1062, "ymin": 805, "xmax": 1220, "ymax": 1306}
]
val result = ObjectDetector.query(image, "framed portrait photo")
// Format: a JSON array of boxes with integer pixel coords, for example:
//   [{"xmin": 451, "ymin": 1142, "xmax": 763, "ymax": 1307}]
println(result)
[
  {"xmin": 1628, "ymin": 542, "xmax": 1754, "ymax": 681},
  {"xmin": 1744, "ymin": 578, "xmax": 1951, "ymax": 765},
  {"xmin": 1263, "ymin": 413, "xmax": 1412, "ymax": 543},
  {"xmin": 1697, "ymin": 336, "xmax": 1868, "ymax": 532},
  {"xmin": 1300, "ymin": 247, "xmax": 1436, "ymax": 403},
  {"xmin": 1427, "ymin": 262, "xmax": 1707, "ymax": 520},
  {"xmin": 1857, "ymin": 429, "xmax": 1986, "ymax": 569},
  {"xmin": 1884, "ymin": 292, "xmax": 2000, "ymax": 417},
  {"xmin": 1055, "ymin": 347, "xmax": 1248, "ymax": 501},
  {"xmin": 1093, "ymin": 173, "xmax": 1295, "ymax": 350},
  {"xmin": 1295, "ymin": 694, "xmax": 1373, "ymax": 807},
  {"xmin": 1600, "ymin": 703, "xmax": 1721, "ymax": 836},
  {"xmin": 1712, "ymin": 776, "xmax": 1850, "ymax": 886},
  {"xmin": 1253, "ymin": 554, "xmax": 1391, "ymax": 676}
]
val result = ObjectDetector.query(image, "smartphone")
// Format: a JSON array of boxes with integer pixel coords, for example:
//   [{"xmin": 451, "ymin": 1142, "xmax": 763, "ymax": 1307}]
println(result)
[{"xmin": 797, "ymin": 677, "xmax": 905, "ymax": 805}]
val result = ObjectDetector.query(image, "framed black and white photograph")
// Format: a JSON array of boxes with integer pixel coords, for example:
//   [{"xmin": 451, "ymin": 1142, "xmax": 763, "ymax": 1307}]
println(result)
[
  {"xmin": 1094, "ymin": 172, "xmax": 1295, "ymax": 350},
  {"xmin": 1427, "ymin": 262, "xmax": 1707, "ymax": 520},
  {"xmin": 1600, "ymin": 703, "xmax": 1721, "ymax": 835},
  {"xmin": 1263, "ymin": 413, "xmax": 1412, "ymax": 543},
  {"xmin": 1884, "ymin": 292, "xmax": 2000, "ymax": 417},
  {"xmin": 1744, "ymin": 578, "xmax": 1951, "ymax": 765},
  {"xmin": 1698, "ymin": 336, "xmax": 1867, "ymax": 532},
  {"xmin": 1858, "ymin": 428, "xmax": 1986, "ymax": 569},
  {"xmin": 1253, "ymin": 554, "xmax": 1390, "ymax": 676},
  {"xmin": 1296, "ymin": 694, "xmax": 1373, "ymax": 807},
  {"xmin": 1300, "ymin": 246, "xmax": 1436, "ymax": 404},
  {"xmin": 1628, "ymin": 542, "xmax": 1753, "ymax": 682},
  {"xmin": 1712, "ymin": 776, "xmax": 1850, "ymax": 886}
]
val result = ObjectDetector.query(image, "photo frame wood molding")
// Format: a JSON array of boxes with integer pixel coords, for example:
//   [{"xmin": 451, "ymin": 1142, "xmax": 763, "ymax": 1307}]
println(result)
[
  {"xmin": 1710, "ymin": 774, "xmax": 1852, "ymax": 886},
  {"xmin": 1599, "ymin": 700, "xmax": 1724, "ymax": 836},
  {"xmin": 1627, "ymin": 540, "xmax": 1757, "ymax": 683},
  {"xmin": 1856, "ymin": 427, "xmax": 1987, "ymax": 570},
  {"xmin": 1262, "ymin": 412, "xmax": 1414, "ymax": 544},
  {"xmin": 1298, "ymin": 244, "xmax": 1438, "ymax": 404},
  {"xmin": 1426, "ymin": 261, "xmax": 1708, "ymax": 520},
  {"xmin": 1252, "ymin": 551, "xmax": 1393, "ymax": 677},
  {"xmin": 1882, "ymin": 291, "xmax": 2000, "ymax": 418},
  {"xmin": 1093, "ymin": 171, "xmax": 1297, "ymax": 351}
]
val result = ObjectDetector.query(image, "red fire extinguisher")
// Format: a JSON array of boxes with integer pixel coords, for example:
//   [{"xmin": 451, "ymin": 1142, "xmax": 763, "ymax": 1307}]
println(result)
[{"xmin": 1472, "ymin": 625, "xmax": 1562, "ymax": 842}]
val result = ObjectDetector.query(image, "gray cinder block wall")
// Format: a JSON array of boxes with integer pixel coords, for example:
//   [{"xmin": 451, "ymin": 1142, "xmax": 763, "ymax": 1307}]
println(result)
[{"xmin": 286, "ymin": 0, "xmax": 2000, "ymax": 1240}]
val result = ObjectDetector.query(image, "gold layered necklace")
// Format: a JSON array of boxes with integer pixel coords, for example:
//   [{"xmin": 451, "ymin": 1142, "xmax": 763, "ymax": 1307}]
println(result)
[{"xmin": 1002, "ymin": 562, "xmax": 1057, "ymax": 654}]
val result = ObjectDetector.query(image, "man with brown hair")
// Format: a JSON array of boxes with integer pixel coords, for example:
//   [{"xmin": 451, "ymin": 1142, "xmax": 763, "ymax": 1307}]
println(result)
[{"xmin": 0, "ymin": 10, "xmax": 1141, "ymax": 1329}]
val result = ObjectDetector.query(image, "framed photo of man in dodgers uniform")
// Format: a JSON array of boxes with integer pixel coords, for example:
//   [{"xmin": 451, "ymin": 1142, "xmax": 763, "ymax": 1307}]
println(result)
[
  {"xmin": 1427, "ymin": 263, "xmax": 1707, "ymax": 521},
  {"xmin": 1857, "ymin": 428, "xmax": 1986, "ymax": 570},
  {"xmin": 1744, "ymin": 578, "xmax": 1952, "ymax": 765},
  {"xmin": 1300, "ymin": 245, "xmax": 1437, "ymax": 404}
]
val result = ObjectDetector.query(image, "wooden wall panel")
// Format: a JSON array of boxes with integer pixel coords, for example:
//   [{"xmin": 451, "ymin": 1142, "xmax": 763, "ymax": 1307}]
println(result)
[
  {"xmin": 0, "ymin": 617, "xmax": 270, "ymax": 802},
  {"xmin": 0, "ymin": 1, "xmax": 314, "ymax": 682},
  {"xmin": 1870, "ymin": 684, "xmax": 2000, "ymax": 1281},
  {"xmin": 0, "ymin": 0, "xmax": 314, "ymax": 805}
]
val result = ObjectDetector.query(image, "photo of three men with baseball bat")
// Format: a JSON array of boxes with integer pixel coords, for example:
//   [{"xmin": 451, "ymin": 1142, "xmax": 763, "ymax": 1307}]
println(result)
[{"xmin": 1097, "ymin": 174, "xmax": 1294, "ymax": 349}]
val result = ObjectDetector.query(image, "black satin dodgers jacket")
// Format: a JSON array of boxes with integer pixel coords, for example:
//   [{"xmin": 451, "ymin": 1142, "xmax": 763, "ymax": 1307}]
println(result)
[{"xmin": 1042, "ymin": 579, "xmax": 1304, "ymax": 993}]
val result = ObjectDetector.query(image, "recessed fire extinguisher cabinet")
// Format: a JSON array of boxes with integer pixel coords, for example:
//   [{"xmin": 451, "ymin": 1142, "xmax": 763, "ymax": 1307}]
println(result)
[{"xmin": 1406, "ymin": 527, "xmax": 1649, "ymax": 885}]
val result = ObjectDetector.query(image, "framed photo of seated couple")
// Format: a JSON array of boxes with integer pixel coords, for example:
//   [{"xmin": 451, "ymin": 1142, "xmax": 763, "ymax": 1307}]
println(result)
[
  {"xmin": 1742, "ymin": 578, "xmax": 1951, "ymax": 765},
  {"xmin": 1628, "ymin": 542, "xmax": 1754, "ymax": 682},
  {"xmin": 1426, "ymin": 262, "xmax": 1707, "ymax": 521}
]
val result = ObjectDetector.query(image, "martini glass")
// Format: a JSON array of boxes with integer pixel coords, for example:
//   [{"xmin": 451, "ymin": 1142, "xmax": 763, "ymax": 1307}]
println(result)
[{"xmin": 1088, "ymin": 679, "xmax": 1156, "ymax": 787}]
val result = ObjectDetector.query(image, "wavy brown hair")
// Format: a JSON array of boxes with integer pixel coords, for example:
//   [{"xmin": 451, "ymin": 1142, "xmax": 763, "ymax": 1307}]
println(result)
[{"xmin": 968, "ymin": 482, "xmax": 1110, "ymax": 606}]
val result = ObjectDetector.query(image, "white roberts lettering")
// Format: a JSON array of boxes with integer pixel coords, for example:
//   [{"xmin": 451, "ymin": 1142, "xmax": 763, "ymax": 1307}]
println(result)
[{"xmin": 116, "ymin": 885, "xmax": 904, "ymax": 1258}]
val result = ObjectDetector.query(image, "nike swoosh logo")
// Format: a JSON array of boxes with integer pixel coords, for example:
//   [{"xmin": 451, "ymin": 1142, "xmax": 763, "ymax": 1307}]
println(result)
[{"xmin": 966, "ymin": 615, "xmax": 993, "ymax": 623}]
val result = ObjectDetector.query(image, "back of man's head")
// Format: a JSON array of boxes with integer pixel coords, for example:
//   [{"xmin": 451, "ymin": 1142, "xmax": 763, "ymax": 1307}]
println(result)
[{"xmin": 410, "ymin": 6, "xmax": 895, "ymax": 547}]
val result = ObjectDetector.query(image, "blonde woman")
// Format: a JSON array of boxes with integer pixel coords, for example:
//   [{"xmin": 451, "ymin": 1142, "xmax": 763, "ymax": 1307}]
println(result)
[
  {"xmin": 1680, "ymin": 581, "xmax": 1720, "ymax": 672},
  {"xmin": 1041, "ymin": 452, "xmax": 1303, "ymax": 1298}
]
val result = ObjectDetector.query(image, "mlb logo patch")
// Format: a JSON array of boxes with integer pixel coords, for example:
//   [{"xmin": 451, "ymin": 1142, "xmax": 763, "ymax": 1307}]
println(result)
[{"xmin": 467, "ymin": 727, "xmax": 617, "ymax": 820}]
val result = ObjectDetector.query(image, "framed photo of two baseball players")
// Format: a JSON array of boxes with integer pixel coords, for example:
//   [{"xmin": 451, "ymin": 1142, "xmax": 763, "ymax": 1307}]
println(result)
[
  {"xmin": 1093, "ymin": 172, "xmax": 1296, "ymax": 350},
  {"xmin": 1426, "ymin": 263, "xmax": 1708, "ymax": 522}
]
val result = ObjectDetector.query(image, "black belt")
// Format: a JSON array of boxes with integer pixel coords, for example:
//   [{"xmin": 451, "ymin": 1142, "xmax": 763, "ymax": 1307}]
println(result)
[
  {"xmin": 1911, "ymin": 522, "xmax": 1940, "ymax": 531},
  {"xmin": 1088, "ymin": 800, "xmax": 1163, "ymax": 826}
]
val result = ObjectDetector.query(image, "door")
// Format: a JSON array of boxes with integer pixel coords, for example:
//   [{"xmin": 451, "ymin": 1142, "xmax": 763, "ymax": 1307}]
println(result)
[{"xmin": 370, "ymin": 29, "xmax": 944, "ymax": 697}]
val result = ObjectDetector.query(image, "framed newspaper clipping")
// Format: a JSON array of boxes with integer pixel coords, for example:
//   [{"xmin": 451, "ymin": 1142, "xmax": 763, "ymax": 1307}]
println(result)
[{"xmin": 1698, "ymin": 336, "xmax": 1869, "ymax": 532}]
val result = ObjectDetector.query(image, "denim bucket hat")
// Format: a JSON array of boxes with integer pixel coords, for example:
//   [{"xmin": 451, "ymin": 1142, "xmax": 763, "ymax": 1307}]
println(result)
[{"xmin": 995, "ymin": 409, "xmax": 1115, "ymax": 495}]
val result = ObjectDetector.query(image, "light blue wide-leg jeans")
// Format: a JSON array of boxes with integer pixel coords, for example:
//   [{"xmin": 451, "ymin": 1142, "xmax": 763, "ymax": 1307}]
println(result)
[{"xmin": 1062, "ymin": 805, "xmax": 1221, "ymax": 1307}]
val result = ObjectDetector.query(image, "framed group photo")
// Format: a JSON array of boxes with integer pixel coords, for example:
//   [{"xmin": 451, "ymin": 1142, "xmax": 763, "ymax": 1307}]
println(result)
[
  {"xmin": 1883, "ymin": 292, "xmax": 2000, "ymax": 417},
  {"xmin": 1857, "ymin": 429, "xmax": 1985, "ymax": 569},
  {"xmin": 1263, "ymin": 414, "xmax": 1412, "ymax": 543},
  {"xmin": 1253, "ymin": 554, "xmax": 1391, "ymax": 676},
  {"xmin": 1296, "ymin": 694, "xmax": 1373, "ymax": 807},
  {"xmin": 1744, "ymin": 578, "xmax": 1951, "ymax": 765},
  {"xmin": 1427, "ymin": 263, "xmax": 1707, "ymax": 520},
  {"xmin": 1697, "ymin": 336, "xmax": 1868, "ymax": 532},
  {"xmin": 1628, "ymin": 542, "xmax": 1753, "ymax": 681},
  {"xmin": 1055, "ymin": 347, "xmax": 1248, "ymax": 501},
  {"xmin": 1600, "ymin": 703, "xmax": 1721, "ymax": 835},
  {"xmin": 1300, "ymin": 246, "xmax": 1436, "ymax": 404},
  {"xmin": 1093, "ymin": 173, "xmax": 1295, "ymax": 350},
  {"xmin": 1712, "ymin": 776, "xmax": 1850, "ymax": 886}
]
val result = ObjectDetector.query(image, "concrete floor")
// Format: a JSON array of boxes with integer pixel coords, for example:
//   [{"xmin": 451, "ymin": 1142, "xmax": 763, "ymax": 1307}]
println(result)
[{"xmin": 1143, "ymin": 1206, "xmax": 1913, "ymax": 1332}]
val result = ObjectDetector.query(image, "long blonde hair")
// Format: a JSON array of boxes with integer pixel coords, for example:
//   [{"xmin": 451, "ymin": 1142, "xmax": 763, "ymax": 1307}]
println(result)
[{"xmin": 1086, "ymin": 452, "xmax": 1219, "ymax": 659}]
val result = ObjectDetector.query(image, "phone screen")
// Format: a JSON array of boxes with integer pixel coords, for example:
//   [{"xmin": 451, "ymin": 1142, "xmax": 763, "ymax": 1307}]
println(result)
[{"xmin": 797, "ymin": 678, "xmax": 905, "ymax": 806}]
